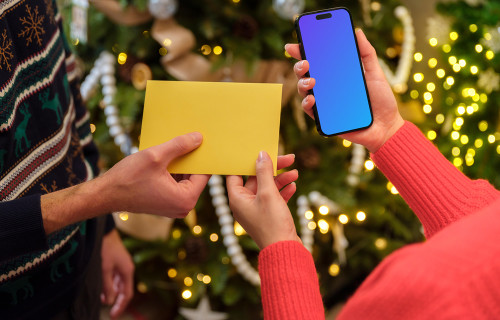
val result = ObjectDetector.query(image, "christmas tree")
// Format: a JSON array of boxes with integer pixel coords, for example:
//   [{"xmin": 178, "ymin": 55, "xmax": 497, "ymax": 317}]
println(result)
[{"xmin": 60, "ymin": 0, "xmax": 499, "ymax": 318}]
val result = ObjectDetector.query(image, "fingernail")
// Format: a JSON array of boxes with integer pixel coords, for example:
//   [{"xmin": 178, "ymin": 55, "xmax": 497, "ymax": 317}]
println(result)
[
  {"xmin": 189, "ymin": 132, "xmax": 202, "ymax": 144},
  {"xmin": 296, "ymin": 60, "xmax": 304, "ymax": 70},
  {"xmin": 284, "ymin": 44, "xmax": 289, "ymax": 51},
  {"xmin": 258, "ymin": 151, "xmax": 264, "ymax": 162},
  {"xmin": 301, "ymin": 78, "xmax": 310, "ymax": 86},
  {"xmin": 302, "ymin": 96, "xmax": 309, "ymax": 106}
]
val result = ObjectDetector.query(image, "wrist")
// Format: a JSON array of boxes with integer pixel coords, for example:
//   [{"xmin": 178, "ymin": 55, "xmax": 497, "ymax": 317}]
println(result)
[{"xmin": 369, "ymin": 116, "xmax": 405, "ymax": 153}]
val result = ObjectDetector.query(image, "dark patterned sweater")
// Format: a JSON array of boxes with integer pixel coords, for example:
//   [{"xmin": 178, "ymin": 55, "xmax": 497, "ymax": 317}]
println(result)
[{"xmin": 0, "ymin": 0, "xmax": 114, "ymax": 318}]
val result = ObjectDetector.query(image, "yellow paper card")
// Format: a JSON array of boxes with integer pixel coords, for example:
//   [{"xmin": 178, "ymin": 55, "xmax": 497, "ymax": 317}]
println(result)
[{"xmin": 139, "ymin": 81, "xmax": 282, "ymax": 175}]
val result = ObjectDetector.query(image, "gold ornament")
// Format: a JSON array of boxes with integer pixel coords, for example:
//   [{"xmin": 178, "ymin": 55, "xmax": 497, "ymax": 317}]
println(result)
[{"xmin": 131, "ymin": 62, "xmax": 152, "ymax": 90}]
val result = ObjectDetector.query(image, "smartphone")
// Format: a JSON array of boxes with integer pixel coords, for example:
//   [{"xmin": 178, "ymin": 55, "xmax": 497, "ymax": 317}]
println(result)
[{"xmin": 295, "ymin": 7, "xmax": 373, "ymax": 136}]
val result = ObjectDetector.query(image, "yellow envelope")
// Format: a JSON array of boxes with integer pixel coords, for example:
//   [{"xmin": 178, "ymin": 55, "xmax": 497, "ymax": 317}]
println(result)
[{"xmin": 139, "ymin": 81, "xmax": 282, "ymax": 175}]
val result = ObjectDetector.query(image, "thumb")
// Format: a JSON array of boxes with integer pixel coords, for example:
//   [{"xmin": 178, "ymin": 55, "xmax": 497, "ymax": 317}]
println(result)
[
  {"xmin": 355, "ymin": 29, "xmax": 386, "ymax": 81},
  {"xmin": 256, "ymin": 151, "xmax": 277, "ymax": 194},
  {"xmin": 162, "ymin": 132, "xmax": 203, "ymax": 164}
]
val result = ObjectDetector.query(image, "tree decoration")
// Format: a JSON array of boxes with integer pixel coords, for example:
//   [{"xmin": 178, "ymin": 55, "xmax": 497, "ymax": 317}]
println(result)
[
  {"xmin": 148, "ymin": 0, "xmax": 178, "ymax": 20},
  {"xmin": 179, "ymin": 295, "xmax": 228, "ymax": 320},
  {"xmin": 478, "ymin": 68, "xmax": 500, "ymax": 93},
  {"xmin": 272, "ymin": 0, "xmax": 305, "ymax": 20}
]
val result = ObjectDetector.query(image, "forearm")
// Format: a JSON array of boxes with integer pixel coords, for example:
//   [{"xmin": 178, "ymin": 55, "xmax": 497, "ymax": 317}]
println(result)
[
  {"xmin": 371, "ymin": 121, "xmax": 500, "ymax": 238},
  {"xmin": 259, "ymin": 241, "xmax": 325, "ymax": 320},
  {"xmin": 41, "ymin": 176, "xmax": 113, "ymax": 234}
]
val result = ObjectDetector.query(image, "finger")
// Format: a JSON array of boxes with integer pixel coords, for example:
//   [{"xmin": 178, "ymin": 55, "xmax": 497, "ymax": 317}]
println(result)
[
  {"xmin": 293, "ymin": 60, "xmax": 310, "ymax": 79},
  {"xmin": 280, "ymin": 182, "xmax": 297, "ymax": 203},
  {"xmin": 110, "ymin": 274, "xmax": 133, "ymax": 318},
  {"xmin": 180, "ymin": 174, "xmax": 210, "ymax": 196},
  {"xmin": 277, "ymin": 154, "xmax": 296, "ymax": 171},
  {"xmin": 285, "ymin": 43, "xmax": 302, "ymax": 60},
  {"xmin": 246, "ymin": 154, "xmax": 295, "ymax": 193},
  {"xmin": 256, "ymin": 151, "xmax": 277, "ymax": 194},
  {"xmin": 302, "ymin": 95, "xmax": 315, "ymax": 119},
  {"xmin": 297, "ymin": 77, "xmax": 316, "ymax": 98},
  {"xmin": 226, "ymin": 175, "xmax": 244, "ymax": 198},
  {"xmin": 355, "ymin": 29, "xmax": 386, "ymax": 81},
  {"xmin": 275, "ymin": 170, "xmax": 299, "ymax": 191},
  {"xmin": 158, "ymin": 132, "xmax": 203, "ymax": 165},
  {"xmin": 101, "ymin": 267, "xmax": 116, "ymax": 306}
]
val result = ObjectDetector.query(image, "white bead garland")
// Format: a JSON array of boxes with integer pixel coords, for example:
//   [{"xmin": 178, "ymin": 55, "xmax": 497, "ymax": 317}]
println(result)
[
  {"xmin": 80, "ymin": 51, "xmax": 137, "ymax": 156},
  {"xmin": 347, "ymin": 143, "xmax": 366, "ymax": 187},
  {"xmin": 378, "ymin": 6, "xmax": 415, "ymax": 92}
]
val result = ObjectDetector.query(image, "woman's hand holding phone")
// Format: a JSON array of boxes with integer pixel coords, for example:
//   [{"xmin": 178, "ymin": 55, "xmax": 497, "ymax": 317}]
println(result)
[
  {"xmin": 286, "ymin": 29, "xmax": 405, "ymax": 153},
  {"xmin": 226, "ymin": 153, "xmax": 301, "ymax": 250}
]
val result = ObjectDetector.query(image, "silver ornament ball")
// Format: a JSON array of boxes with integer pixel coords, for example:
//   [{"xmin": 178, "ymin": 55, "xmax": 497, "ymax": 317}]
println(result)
[
  {"xmin": 273, "ymin": 0, "xmax": 305, "ymax": 20},
  {"xmin": 148, "ymin": 0, "xmax": 178, "ymax": 20}
]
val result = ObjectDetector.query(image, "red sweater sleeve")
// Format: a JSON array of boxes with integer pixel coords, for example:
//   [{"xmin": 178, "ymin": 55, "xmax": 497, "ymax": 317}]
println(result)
[
  {"xmin": 371, "ymin": 121, "xmax": 500, "ymax": 238},
  {"xmin": 258, "ymin": 241, "xmax": 325, "ymax": 320}
]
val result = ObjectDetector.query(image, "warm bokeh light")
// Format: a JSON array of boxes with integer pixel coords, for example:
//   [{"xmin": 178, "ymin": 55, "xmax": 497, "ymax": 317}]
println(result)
[
  {"xmin": 305, "ymin": 210, "xmax": 314, "ymax": 220},
  {"xmin": 184, "ymin": 277, "xmax": 193, "ymax": 287},
  {"xmin": 414, "ymin": 52, "xmax": 423, "ymax": 62},
  {"xmin": 329, "ymin": 263, "xmax": 340, "ymax": 276},
  {"xmin": 167, "ymin": 268, "xmax": 177, "ymax": 278},
  {"xmin": 427, "ymin": 130, "xmax": 437, "ymax": 140},
  {"xmin": 193, "ymin": 225, "xmax": 202, "ymax": 235},
  {"xmin": 117, "ymin": 52, "xmax": 127, "ymax": 64},
  {"xmin": 210, "ymin": 233, "xmax": 219, "ymax": 242},
  {"xmin": 119, "ymin": 212, "xmax": 129, "ymax": 221},
  {"xmin": 319, "ymin": 205, "xmax": 330, "ymax": 215},
  {"xmin": 429, "ymin": 38, "xmax": 438, "ymax": 46},
  {"xmin": 182, "ymin": 290, "xmax": 192, "ymax": 300},
  {"xmin": 356, "ymin": 211, "xmax": 366, "ymax": 222},
  {"xmin": 234, "ymin": 222, "xmax": 246, "ymax": 236},
  {"xmin": 338, "ymin": 214, "xmax": 349, "ymax": 224},
  {"xmin": 364, "ymin": 160, "xmax": 375, "ymax": 171},
  {"xmin": 428, "ymin": 58, "xmax": 437, "ymax": 68}
]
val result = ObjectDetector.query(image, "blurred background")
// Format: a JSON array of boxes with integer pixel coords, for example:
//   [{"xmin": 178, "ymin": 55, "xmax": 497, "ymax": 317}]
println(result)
[{"xmin": 59, "ymin": 0, "xmax": 499, "ymax": 318}]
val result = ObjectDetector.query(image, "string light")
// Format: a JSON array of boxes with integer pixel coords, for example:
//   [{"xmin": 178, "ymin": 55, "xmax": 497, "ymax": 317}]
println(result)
[
  {"xmin": 413, "ymin": 73, "xmax": 424, "ymax": 82},
  {"xmin": 318, "ymin": 219, "xmax": 329, "ymax": 234},
  {"xmin": 485, "ymin": 50, "xmax": 494, "ymax": 60},
  {"xmin": 442, "ymin": 44, "xmax": 451, "ymax": 53},
  {"xmin": 319, "ymin": 206, "xmax": 329, "ymax": 215},
  {"xmin": 364, "ymin": 160, "xmax": 375, "ymax": 171},
  {"xmin": 305, "ymin": 210, "xmax": 314, "ymax": 220},
  {"xmin": 429, "ymin": 38, "xmax": 438, "ymax": 46},
  {"xmin": 453, "ymin": 157, "xmax": 463, "ymax": 167},
  {"xmin": 167, "ymin": 268, "xmax": 177, "ymax": 278},
  {"xmin": 451, "ymin": 131, "xmax": 460, "ymax": 140},
  {"xmin": 470, "ymin": 66, "xmax": 478, "ymax": 74},
  {"xmin": 428, "ymin": 58, "xmax": 438, "ymax": 68},
  {"xmin": 307, "ymin": 221, "xmax": 317, "ymax": 230},
  {"xmin": 119, "ymin": 212, "xmax": 129, "ymax": 221},
  {"xmin": 475, "ymin": 44, "xmax": 483, "ymax": 53},
  {"xmin": 448, "ymin": 56, "xmax": 457, "ymax": 65},
  {"xmin": 469, "ymin": 24, "xmax": 478, "ymax": 32},
  {"xmin": 466, "ymin": 106, "xmax": 474, "ymax": 114},
  {"xmin": 452, "ymin": 64, "xmax": 461, "ymax": 72},
  {"xmin": 202, "ymin": 275, "xmax": 211, "ymax": 284},
  {"xmin": 193, "ymin": 225, "xmax": 202, "ymax": 235},
  {"xmin": 90, "ymin": 123, "xmax": 96, "ymax": 133},
  {"xmin": 234, "ymin": 222, "xmax": 246, "ymax": 236},
  {"xmin": 117, "ymin": 52, "xmax": 127, "ymax": 64},
  {"xmin": 478, "ymin": 121, "xmax": 488, "ymax": 132},
  {"xmin": 356, "ymin": 211, "xmax": 366, "ymax": 222},
  {"xmin": 437, "ymin": 69, "xmax": 446, "ymax": 78},
  {"xmin": 213, "ymin": 46, "xmax": 223, "ymax": 55},
  {"xmin": 480, "ymin": 94, "xmax": 487, "ymax": 103},
  {"xmin": 426, "ymin": 82, "xmax": 436, "ymax": 92},
  {"xmin": 457, "ymin": 105, "xmax": 466, "ymax": 115},
  {"xmin": 342, "ymin": 139, "xmax": 352, "ymax": 147},
  {"xmin": 184, "ymin": 277, "xmax": 193, "ymax": 287},
  {"xmin": 137, "ymin": 282, "xmax": 148, "ymax": 293},
  {"xmin": 172, "ymin": 229, "xmax": 181, "ymax": 239},
  {"xmin": 159, "ymin": 47, "xmax": 167, "ymax": 56},
  {"xmin": 375, "ymin": 238, "xmax": 387, "ymax": 250},
  {"xmin": 414, "ymin": 52, "xmax": 423, "ymax": 62},
  {"xmin": 387, "ymin": 182, "xmax": 399, "ymax": 194},
  {"xmin": 427, "ymin": 130, "xmax": 437, "ymax": 140},
  {"xmin": 423, "ymin": 105, "xmax": 432, "ymax": 114},
  {"xmin": 436, "ymin": 114, "xmax": 445, "ymax": 124},
  {"xmin": 460, "ymin": 135, "xmax": 469, "ymax": 145},
  {"xmin": 484, "ymin": 32, "xmax": 492, "ymax": 40},
  {"xmin": 452, "ymin": 147, "xmax": 460, "ymax": 156},
  {"xmin": 182, "ymin": 290, "xmax": 192, "ymax": 300},
  {"xmin": 178, "ymin": 249, "xmax": 186, "ymax": 260},
  {"xmin": 449, "ymin": 31, "xmax": 458, "ymax": 41},
  {"xmin": 446, "ymin": 76, "xmax": 455, "ymax": 86},
  {"xmin": 475, "ymin": 139, "xmax": 483, "ymax": 148},
  {"xmin": 210, "ymin": 233, "xmax": 219, "ymax": 242},
  {"xmin": 338, "ymin": 214, "xmax": 349, "ymax": 224},
  {"xmin": 488, "ymin": 135, "xmax": 496, "ymax": 143},
  {"xmin": 455, "ymin": 117, "xmax": 464, "ymax": 126},
  {"xmin": 497, "ymin": 145, "xmax": 500, "ymax": 154},
  {"xmin": 201, "ymin": 44, "xmax": 211, "ymax": 55},
  {"xmin": 410, "ymin": 90, "xmax": 419, "ymax": 99},
  {"xmin": 329, "ymin": 263, "xmax": 340, "ymax": 276}
]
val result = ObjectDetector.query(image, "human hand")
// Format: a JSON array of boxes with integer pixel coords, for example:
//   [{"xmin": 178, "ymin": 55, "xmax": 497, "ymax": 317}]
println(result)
[
  {"xmin": 285, "ymin": 29, "xmax": 405, "ymax": 153},
  {"xmin": 100, "ymin": 229, "xmax": 134, "ymax": 319},
  {"xmin": 226, "ymin": 152, "xmax": 300, "ymax": 250},
  {"xmin": 99, "ymin": 132, "xmax": 210, "ymax": 218}
]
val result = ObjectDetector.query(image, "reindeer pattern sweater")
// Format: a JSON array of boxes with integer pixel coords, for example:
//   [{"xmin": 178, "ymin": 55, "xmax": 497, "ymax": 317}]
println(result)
[
  {"xmin": 0, "ymin": 0, "xmax": 113, "ymax": 318},
  {"xmin": 258, "ymin": 122, "xmax": 500, "ymax": 319}
]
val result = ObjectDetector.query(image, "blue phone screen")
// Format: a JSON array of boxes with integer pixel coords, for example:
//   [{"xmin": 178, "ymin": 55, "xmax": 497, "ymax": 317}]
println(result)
[{"xmin": 297, "ymin": 8, "xmax": 372, "ymax": 136}]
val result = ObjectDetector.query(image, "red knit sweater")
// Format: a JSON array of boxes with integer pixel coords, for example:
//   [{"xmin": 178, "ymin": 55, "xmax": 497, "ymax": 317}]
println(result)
[{"xmin": 258, "ymin": 122, "xmax": 500, "ymax": 319}]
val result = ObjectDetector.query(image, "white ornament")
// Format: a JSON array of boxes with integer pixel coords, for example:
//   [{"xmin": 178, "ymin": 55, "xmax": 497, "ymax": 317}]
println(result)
[
  {"xmin": 481, "ymin": 25, "xmax": 500, "ymax": 53},
  {"xmin": 272, "ymin": 0, "xmax": 305, "ymax": 20},
  {"xmin": 179, "ymin": 295, "xmax": 228, "ymax": 320},
  {"xmin": 148, "ymin": 0, "xmax": 178, "ymax": 20},
  {"xmin": 378, "ymin": 6, "xmax": 415, "ymax": 91},
  {"xmin": 478, "ymin": 68, "xmax": 500, "ymax": 93},
  {"xmin": 426, "ymin": 15, "xmax": 451, "ymax": 46},
  {"xmin": 346, "ymin": 143, "xmax": 366, "ymax": 187},
  {"xmin": 464, "ymin": 0, "xmax": 486, "ymax": 6}
]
